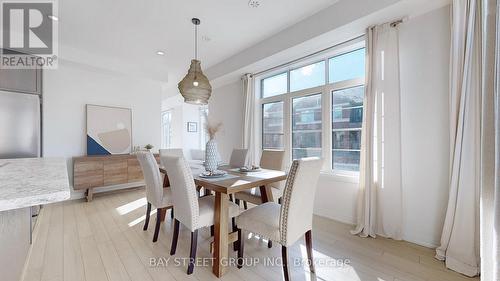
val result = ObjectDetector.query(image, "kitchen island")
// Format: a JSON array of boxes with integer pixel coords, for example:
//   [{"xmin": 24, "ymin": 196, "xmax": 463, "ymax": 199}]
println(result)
[{"xmin": 0, "ymin": 158, "xmax": 70, "ymax": 281}]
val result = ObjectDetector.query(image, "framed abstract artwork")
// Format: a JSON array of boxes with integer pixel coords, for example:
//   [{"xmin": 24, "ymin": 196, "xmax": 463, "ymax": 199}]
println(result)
[
  {"xmin": 86, "ymin": 104, "xmax": 132, "ymax": 155},
  {"xmin": 187, "ymin": 122, "xmax": 197, "ymax": 132}
]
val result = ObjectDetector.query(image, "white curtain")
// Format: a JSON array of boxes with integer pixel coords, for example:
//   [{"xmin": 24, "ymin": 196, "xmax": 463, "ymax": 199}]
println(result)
[
  {"xmin": 242, "ymin": 74, "xmax": 257, "ymax": 165},
  {"xmin": 352, "ymin": 23, "xmax": 403, "ymax": 240},
  {"xmin": 434, "ymin": 0, "xmax": 481, "ymax": 277},
  {"xmin": 480, "ymin": 0, "xmax": 500, "ymax": 280}
]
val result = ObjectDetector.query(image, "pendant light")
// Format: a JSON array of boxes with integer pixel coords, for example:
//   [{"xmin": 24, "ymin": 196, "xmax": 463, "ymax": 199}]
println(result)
[{"xmin": 178, "ymin": 18, "xmax": 212, "ymax": 105}]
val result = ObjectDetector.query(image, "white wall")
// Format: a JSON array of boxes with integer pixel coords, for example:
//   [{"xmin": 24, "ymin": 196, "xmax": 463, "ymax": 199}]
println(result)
[
  {"xmin": 43, "ymin": 60, "xmax": 163, "ymax": 188},
  {"xmin": 208, "ymin": 6, "xmax": 451, "ymax": 248},
  {"xmin": 399, "ymin": 6, "xmax": 451, "ymax": 247},
  {"xmin": 208, "ymin": 80, "xmax": 244, "ymax": 162}
]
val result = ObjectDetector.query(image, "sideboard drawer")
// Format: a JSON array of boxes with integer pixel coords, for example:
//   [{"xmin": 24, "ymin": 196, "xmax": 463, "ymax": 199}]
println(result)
[
  {"xmin": 127, "ymin": 158, "xmax": 143, "ymax": 182},
  {"xmin": 74, "ymin": 162, "xmax": 103, "ymax": 189},
  {"xmin": 103, "ymin": 160, "xmax": 128, "ymax": 185}
]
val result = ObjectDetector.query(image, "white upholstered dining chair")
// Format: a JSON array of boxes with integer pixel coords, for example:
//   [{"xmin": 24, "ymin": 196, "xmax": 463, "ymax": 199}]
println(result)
[
  {"xmin": 235, "ymin": 150, "xmax": 286, "ymax": 207},
  {"xmin": 229, "ymin": 148, "xmax": 248, "ymax": 167},
  {"xmin": 164, "ymin": 155, "xmax": 240, "ymax": 275},
  {"xmin": 236, "ymin": 157, "xmax": 323, "ymax": 281},
  {"xmin": 136, "ymin": 151, "xmax": 173, "ymax": 243},
  {"xmin": 159, "ymin": 148, "xmax": 184, "ymax": 167}
]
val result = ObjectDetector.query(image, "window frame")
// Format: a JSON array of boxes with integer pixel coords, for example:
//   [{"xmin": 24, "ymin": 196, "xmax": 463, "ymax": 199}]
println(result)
[
  {"xmin": 257, "ymin": 38, "xmax": 365, "ymax": 178},
  {"xmin": 289, "ymin": 59, "xmax": 326, "ymax": 92},
  {"xmin": 261, "ymin": 101, "xmax": 285, "ymax": 150},
  {"xmin": 260, "ymin": 71, "xmax": 288, "ymax": 99},
  {"xmin": 291, "ymin": 92, "xmax": 323, "ymax": 161},
  {"xmin": 161, "ymin": 109, "xmax": 173, "ymax": 149},
  {"xmin": 199, "ymin": 105, "xmax": 209, "ymax": 149}
]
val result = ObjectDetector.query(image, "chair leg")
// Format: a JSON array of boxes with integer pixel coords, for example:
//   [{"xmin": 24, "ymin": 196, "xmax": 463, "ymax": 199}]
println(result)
[
  {"xmin": 278, "ymin": 197, "xmax": 282, "ymax": 205},
  {"xmin": 187, "ymin": 230, "xmax": 198, "ymax": 275},
  {"xmin": 170, "ymin": 219, "xmax": 180, "ymax": 255},
  {"xmin": 143, "ymin": 202, "xmax": 151, "ymax": 231},
  {"xmin": 281, "ymin": 246, "xmax": 290, "ymax": 281},
  {"xmin": 243, "ymin": 201, "xmax": 248, "ymax": 210},
  {"xmin": 268, "ymin": 240, "xmax": 272, "ymax": 248},
  {"xmin": 210, "ymin": 225, "xmax": 214, "ymax": 236},
  {"xmin": 305, "ymin": 230, "xmax": 315, "ymax": 273},
  {"xmin": 229, "ymin": 194, "xmax": 234, "ymax": 202},
  {"xmin": 152, "ymin": 208, "xmax": 161, "ymax": 242},
  {"xmin": 235, "ymin": 198, "xmax": 240, "ymax": 207},
  {"xmin": 237, "ymin": 229, "xmax": 244, "ymax": 269},
  {"xmin": 232, "ymin": 217, "xmax": 238, "ymax": 251},
  {"xmin": 170, "ymin": 208, "xmax": 174, "ymax": 219}
]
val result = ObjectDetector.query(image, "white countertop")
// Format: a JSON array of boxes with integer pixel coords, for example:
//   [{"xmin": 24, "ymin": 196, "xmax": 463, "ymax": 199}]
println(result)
[{"xmin": 0, "ymin": 158, "xmax": 70, "ymax": 212}]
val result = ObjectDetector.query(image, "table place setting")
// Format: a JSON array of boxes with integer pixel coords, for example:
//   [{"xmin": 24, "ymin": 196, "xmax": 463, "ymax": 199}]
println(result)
[{"xmin": 237, "ymin": 165, "xmax": 262, "ymax": 173}]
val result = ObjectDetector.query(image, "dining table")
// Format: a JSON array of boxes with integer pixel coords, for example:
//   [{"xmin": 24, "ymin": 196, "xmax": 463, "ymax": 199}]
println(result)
[{"xmin": 159, "ymin": 164, "xmax": 287, "ymax": 277}]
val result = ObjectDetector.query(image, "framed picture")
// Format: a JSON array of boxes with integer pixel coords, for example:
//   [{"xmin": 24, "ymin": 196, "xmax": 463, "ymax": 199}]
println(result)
[
  {"xmin": 86, "ymin": 104, "xmax": 132, "ymax": 155},
  {"xmin": 187, "ymin": 122, "xmax": 198, "ymax": 132}
]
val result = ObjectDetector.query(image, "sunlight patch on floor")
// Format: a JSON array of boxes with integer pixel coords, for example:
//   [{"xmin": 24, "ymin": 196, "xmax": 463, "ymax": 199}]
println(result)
[
  {"xmin": 116, "ymin": 197, "xmax": 147, "ymax": 215},
  {"xmin": 128, "ymin": 208, "xmax": 157, "ymax": 227},
  {"xmin": 297, "ymin": 244, "xmax": 389, "ymax": 281}
]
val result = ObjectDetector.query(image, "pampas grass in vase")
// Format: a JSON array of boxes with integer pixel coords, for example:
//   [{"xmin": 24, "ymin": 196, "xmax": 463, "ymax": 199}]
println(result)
[{"xmin": 203, "ymin": 113, "xmax": 223, "ymax": 173}]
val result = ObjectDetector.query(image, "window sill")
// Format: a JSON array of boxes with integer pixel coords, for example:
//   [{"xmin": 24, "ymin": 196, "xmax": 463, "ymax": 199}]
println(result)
[{"xmin": 320, "ymin": 170, "xmax": 360, "ymax": 184}]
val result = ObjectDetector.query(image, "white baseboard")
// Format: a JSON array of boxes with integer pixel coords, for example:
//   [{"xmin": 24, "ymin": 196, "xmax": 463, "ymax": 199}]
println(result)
[{"xmin": 69, "ymin": 182, "xmax": 146, "ymax": 200}]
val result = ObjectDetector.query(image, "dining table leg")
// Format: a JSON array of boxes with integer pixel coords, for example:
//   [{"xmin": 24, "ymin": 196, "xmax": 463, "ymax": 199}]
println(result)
[
  {"xmin": 213, "ymin": 192, "xmax": 229, "ymax": 277},
  {"xmin": 259, "ymin": 185, "xmax": 273, "ymax": 203}
]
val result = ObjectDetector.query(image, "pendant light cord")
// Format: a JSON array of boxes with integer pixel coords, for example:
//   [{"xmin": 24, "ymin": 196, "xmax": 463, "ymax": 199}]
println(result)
[{"xmin": 194, "ymin": 23, "xmax": 198, "ymax": 61}]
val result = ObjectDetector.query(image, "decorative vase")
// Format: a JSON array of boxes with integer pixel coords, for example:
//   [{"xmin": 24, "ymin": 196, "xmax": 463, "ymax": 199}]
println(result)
[{"xmin": 205, "ymin": 139, "xmax": 219, "ymax": 173}]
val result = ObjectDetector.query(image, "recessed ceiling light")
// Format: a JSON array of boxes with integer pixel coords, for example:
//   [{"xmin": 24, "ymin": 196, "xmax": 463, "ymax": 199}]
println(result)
[
  {"xmin": 48, "ymin": 15, "xmax": 58, "ymax": 21},
  {"xmin": 201, "ymin": 35, "xmax": 211, "ymax": 42},
  {"xmin": 248, "ymin": 0, "xmax": 260, "ymax": 8},
  {"xmin": 156, "ymin": 51, "xmax": 165, "ymax": 56}
]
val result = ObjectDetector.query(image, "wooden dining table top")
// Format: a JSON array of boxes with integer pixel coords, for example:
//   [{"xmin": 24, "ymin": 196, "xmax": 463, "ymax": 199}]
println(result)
[{"xmin": 159, "ymin": 165, "xmax": 287, "ymax": 194}]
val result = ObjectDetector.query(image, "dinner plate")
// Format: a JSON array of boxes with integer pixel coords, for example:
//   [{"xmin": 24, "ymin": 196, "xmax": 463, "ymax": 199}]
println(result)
[
  {"xmin": 239, "ymin": 167, "xmax": 262, "ymax": 173},
  {"xmin": 199, "ymin": 171, "xmax": 227, "ymax": 178}
]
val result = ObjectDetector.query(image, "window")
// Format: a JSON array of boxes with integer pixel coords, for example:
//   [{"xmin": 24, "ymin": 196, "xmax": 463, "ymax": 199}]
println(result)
[
  {"xmin": 332, "ymin": 86, "xmax": 364, "ymax": 171},
  {"xmin": 329, "ymin": 48, "xmax": 365, "ymax": 83},
  {"xmin": 199, "ymin": 106, "xmax": 209, "ymax": 147},
  {"xmin": 290, "ymin": 61, "xmax": 325, "ymax": 92},
  {"xmin": 262, "ymin": 102, "xmax": 284, "ymax": 149},
  {"xmin": 261, "ymin": 72, "xmax": 287, "ymax": 98},
  {"xmin": 292, "ymin": 94, "xmax": 322, "ymax": 159},
  {"xmin": 161, "ymin": 110, "xmax": 172, "ymax": 148},
  {"xmin": 258, "ymin": 41, "xmax": 365, "ymax": 174}
]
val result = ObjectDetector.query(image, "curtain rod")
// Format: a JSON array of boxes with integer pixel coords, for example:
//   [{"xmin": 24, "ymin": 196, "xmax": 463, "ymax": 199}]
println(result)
[
  {"xmin": 249, "ymin": 33, "xmax": 365, "ymax": 78},
  {"xmin": 249, "ymin": 18, "xmax": 405, "ymax": 79}
]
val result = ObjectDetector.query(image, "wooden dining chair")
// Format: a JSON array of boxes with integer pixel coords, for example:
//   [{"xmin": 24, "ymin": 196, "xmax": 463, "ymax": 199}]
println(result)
[
  {"xmin": 136, "ymin": 151, "xmax": 173, "ymax": 243},
  {"xmin": 234, "ymin": 150, "xmax": 286, "ymax": 207},
  {"xmin": 164, "ymin": 155, "xmax": 240, "ymax": 275},
  {"xmin": 229, "ymin": 148, "xmax": 248, "ymax": 167},
  {"xmin": 236, "ymin": 157, "xmax": 323, "ymax": 281}
]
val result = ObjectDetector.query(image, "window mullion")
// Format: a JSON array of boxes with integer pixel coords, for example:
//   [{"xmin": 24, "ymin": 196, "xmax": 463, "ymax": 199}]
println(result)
[
  {"xmin": 322, "ymin": 89, "xmax": 331, "ymax": 171},
  {"xmin": 284, "ymin": 96, "xmax": 292, "ymax": 168}
]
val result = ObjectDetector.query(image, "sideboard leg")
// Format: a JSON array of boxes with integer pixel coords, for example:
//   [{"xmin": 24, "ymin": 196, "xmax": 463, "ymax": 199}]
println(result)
[{"xmin": 86, "ymin": 188, "xmax": 94, "ymax": 202}]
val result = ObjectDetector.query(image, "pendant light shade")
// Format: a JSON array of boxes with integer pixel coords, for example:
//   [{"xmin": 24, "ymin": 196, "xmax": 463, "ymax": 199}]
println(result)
[
  {"xmin": 178, "ymin": 59, "xmax": 212, "ymax": 104},
  {"xmin": 178, "ymin": 18, "xmax": 212, "ymax": 105}
]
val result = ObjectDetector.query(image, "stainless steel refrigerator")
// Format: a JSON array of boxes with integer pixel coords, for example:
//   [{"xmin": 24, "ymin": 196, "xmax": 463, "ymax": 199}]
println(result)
[
  {"xmin": 0, "ymin": 90, "xmax": 42, "ymax": 240},
  {"xmin": 0, "ymin": 90, "xmax": 41, "ymax": 159}
]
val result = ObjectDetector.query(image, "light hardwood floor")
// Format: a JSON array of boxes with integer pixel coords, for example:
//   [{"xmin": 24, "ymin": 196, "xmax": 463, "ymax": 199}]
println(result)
[{"xmin": 22, "ymin": 188, "xmax": 479, "ymax": 281}]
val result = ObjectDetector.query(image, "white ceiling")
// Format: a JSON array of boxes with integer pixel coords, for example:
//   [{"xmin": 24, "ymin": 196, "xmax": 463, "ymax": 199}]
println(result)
[{"xmin": 57, "ymin": 0, "xmax": 338, "ymax": 82}]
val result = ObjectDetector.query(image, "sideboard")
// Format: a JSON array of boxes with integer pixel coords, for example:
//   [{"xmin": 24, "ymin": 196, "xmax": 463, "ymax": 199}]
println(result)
[{"xmin": 73, "ymin": 154, "xmax": 159, "ymax": 201}]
